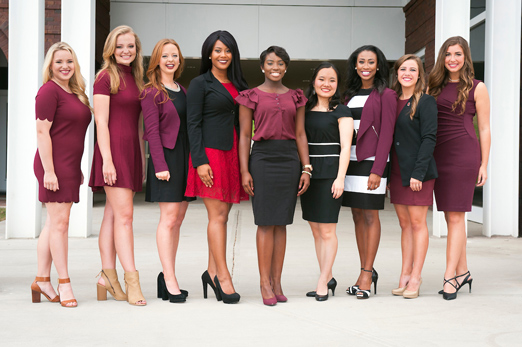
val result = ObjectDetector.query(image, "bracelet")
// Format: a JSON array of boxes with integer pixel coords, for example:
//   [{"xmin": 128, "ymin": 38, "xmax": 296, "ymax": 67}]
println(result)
[
  {"xmin": 302, "ymin": 170, "xmax": 312, "ymax": 177},
  {"xmin": 302, "ymin": 164, "xmax": 313, "ymax": 172}
]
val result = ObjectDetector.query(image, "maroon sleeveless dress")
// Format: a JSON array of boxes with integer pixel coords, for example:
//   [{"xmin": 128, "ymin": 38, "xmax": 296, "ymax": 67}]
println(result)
[{"xmin": 433, "ymin": 80, "xmax": 481, "ymax": 212}]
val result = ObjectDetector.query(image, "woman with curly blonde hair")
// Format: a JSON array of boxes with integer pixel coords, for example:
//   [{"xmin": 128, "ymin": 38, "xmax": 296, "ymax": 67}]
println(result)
[
  {"xmin": 89, "ymin": 25, "xmax": 147, "ymax": 306},
  {"xmin": 428, "ymin": 36, "xmax": 490, "ymax": 300},
  {"xmin": 32, "ymin": 42, "xmax": 92, "ymax": 308}
]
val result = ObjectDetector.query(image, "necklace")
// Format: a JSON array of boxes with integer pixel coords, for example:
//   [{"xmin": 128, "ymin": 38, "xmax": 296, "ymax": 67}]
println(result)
[
  {"xmin": 449, "ymin": 78, "xmax": 459, "ymax": 82},
  {"xmin": 52, "ymin": 79, "xmax": 72, "ymax": 93}
]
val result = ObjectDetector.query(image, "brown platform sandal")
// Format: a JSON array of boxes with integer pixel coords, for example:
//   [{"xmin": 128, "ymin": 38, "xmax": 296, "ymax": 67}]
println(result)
[
  {"xmin": 58, "ymin": 278, "xmax": 78, "ymax": 308},
  {"xmin": 124, "ymin": 271, "xmax": 146, "ymax": 306},
  {"xmin": 31, "ymin": 276, "xmax": 60, "ymax": 303},
  {"xmin": 97, "ymin": 269, "xmax": 127, "ymax": 301}
]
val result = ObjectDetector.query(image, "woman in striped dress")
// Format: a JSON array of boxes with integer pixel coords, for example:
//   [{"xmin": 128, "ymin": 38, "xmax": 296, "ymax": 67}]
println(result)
[{"xmin": 342, "ymin": 45, "xmax": 397, "ymax": 299}]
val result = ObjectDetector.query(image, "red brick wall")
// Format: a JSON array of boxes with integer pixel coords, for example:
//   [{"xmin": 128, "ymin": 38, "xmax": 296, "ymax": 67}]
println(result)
[
  {"xmin": 404, "ymin": 0, "xmax": 436, "ymax": 73},
  {"xmin": 0, "ymin": 0, "xmax": 8, "ymax": 60}
]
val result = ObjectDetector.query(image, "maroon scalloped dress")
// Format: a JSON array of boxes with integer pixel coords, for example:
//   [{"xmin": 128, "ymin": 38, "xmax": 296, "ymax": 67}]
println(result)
[
  {"xmin": 34, "ymin": 81, "xmax": 92, "ymax": 203},
  {"xmin": 433, "ymin": 80, "xmax": 481, "ymax": 212}
]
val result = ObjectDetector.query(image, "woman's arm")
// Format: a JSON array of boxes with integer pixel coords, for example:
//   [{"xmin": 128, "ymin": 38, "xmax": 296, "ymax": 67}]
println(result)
[
  {"xmin": 138, "ymin": 112, "xmax": 146, "ymax": 182},
  {"xmin": 410, "ymin": 95, "xmax": 438, "ymax": 191},
  {"xmin": 475, "ymin": 82, "xmax": 491, "ymax": 187},
  {"xmin": 93, "ymin": 94, "xmax": 116, "ymax": 186},
  {"xmin": 238, "ymin": 105, "xmax": 254, "ymax": 196},
  {"xmin": 368, "ymin": 89, "xmax": 397, "ymax": 190},
  {"xmin": 332, "ymin": 117, "xmax": 354, "ymax": 198},
  {"xmin": 295, "ymin": 106, "xmax": 310, "ymax": 196},
  {"xmin": 36, "ymin": 119, "xmax": 58, "ymax": 191}
]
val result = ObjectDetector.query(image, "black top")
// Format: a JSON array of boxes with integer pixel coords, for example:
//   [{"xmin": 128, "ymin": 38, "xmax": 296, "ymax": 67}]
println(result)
[
  {"xmin": 186, "ymin": 70, "xmax": 243, "ymax": 168},
  {"xmin": 305, "ymin": 104, "xmax": 352, "ymax": 179},
  {"xmin": 393, "ymin": 93, "xmax": 438, "ymax": 185},
  {"xmin": 167, "ymin": 87, "xmax": 187, "ymax": 134}
]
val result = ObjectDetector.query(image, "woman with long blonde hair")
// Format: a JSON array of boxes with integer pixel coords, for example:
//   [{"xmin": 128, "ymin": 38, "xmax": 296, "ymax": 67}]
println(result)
[
  {"xmin": 389, "ymin": 54, "xmax": 438, "ymax": 299},
  {"xmin": 141, "ymin": 39, "xmax": 193, "ymax": 303},
  {"xmin": 428, "ymin": 36, "xmax": 490, "ymax": 300},
  {"xmin": 32, "ymin": 42, "xmax": 92, "ymax": 308},
  {"xmin": 89, "ymin": 25, "xmax": 147, "ymax": 306}
]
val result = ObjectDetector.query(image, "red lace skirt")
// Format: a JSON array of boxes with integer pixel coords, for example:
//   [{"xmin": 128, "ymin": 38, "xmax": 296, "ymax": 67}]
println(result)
[{"xmin": 185, "ymin": 130, "xmax": 249, "ymax": 204}]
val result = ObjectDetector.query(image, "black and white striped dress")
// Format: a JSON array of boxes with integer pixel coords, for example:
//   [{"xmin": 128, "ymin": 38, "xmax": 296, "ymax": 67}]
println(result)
[{"xmin": 341, "ymin": 88, "xmax": 389, "ymax": 210}]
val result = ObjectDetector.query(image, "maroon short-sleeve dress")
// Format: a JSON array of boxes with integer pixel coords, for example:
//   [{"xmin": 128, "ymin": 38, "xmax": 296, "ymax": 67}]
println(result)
[
  {"xmin": 89, "ymin": 64, "xmax": 143, "ymax": 192},
  {"xmin": 33, "ymin": 81, "xmax": 92, "ymax": 203},
  {"xmin": 433, "ymin": 80, "xmax": 481, "ymax": 212}
]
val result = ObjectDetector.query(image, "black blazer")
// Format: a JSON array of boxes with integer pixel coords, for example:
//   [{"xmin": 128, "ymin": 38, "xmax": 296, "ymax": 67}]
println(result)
[
  {"xmin": 393, "ymin": 93, "xmax": 438, "ymax": 186},
  {"xmin": 187, "ymin": 70, "xmax": 241, "ymax": 168}
]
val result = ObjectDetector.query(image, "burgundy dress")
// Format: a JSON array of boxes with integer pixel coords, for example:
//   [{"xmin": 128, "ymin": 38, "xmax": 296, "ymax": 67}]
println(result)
[
  {"xmin": 34, "ymin": 81, "xmax": 92, "ymax": 203},
  {"xmin": 185, "ymin": 82, "xmax": 248, "ymax": 203},
  {"xmin": 389, "ymin": 99, "xmax": 435, "ymax": 206},
  {"xmin": 433, "ymin": 80, "xmax": 481, "ymax": 212},
  {"xmin": 89, "ymin": 64, "xmax": 143, "ymax": 192}
]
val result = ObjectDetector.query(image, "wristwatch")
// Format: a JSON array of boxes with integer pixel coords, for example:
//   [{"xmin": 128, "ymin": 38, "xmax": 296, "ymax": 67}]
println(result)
[{"xmin": 302, "ymin": 164, "xmax": 313, "ymax": 172}]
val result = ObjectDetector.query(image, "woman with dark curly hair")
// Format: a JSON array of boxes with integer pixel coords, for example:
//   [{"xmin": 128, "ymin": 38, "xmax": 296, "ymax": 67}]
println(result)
[{"xmin": 342, "ymin": 45, "xmax": 397, "ymax": 299}]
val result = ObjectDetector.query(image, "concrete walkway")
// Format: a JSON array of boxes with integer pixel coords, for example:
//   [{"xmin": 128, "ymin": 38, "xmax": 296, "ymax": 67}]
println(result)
[{"xmin": 0, "ymin": 194, "xmax": 521, "ymax": 346}]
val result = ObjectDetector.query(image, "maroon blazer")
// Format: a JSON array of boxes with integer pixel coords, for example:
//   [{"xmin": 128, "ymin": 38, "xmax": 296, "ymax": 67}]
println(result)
[
  {"xmin": 353, "ymin": 88, "xmax": 397, "ymax": 177},
  {"xmin": 141, "ymin": 85, "xmax": 186, "ymax": 173}
]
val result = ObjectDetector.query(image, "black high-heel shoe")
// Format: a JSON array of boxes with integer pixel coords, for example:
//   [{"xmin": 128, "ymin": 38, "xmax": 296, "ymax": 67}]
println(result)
[
  {"xmin": 442, "ymin": 276, "xmax": 459, "ymax": 300},
  {"xmin": 214, "ymin": 276, "xmax": 240, "ymax": 304},
  {"xmin": 346, "ymin": 268, "xmax": 363, "ymax": 295},
  {"xmin": 372, "ymin": 268, "xmax": 378, "ymax": 295},
  {"xmin": 201, "ymin": 270, "xmax": 221, "ymax": 301},
  {"xmin": 157, "ymin": 272, "xmax": 188, "ymax": 299},
  {"xmin": 306, "ymin": 277, "xmax": 337, "ymax": 297},
  {"xmin": 438, "ymin": 271, "xmax": 473, "ymax": 295},
  {"xmin": 157, "ymin": 273, "xmax": 186, "ymax": 303}
]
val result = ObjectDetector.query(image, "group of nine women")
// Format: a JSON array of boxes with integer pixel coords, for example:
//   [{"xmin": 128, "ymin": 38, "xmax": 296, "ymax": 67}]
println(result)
[{"xmin": 30, "ymin": 25, "xmax": 490, "ymax": 308}]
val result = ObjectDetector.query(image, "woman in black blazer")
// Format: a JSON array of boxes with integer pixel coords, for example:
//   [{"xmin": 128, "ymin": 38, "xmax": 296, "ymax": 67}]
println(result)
[
  {"xmin": 389, "ymin": 54, "xmax": 437, "ymax": 299},
  {"xmin": 186, "ymin": 30, "xmax": 249, "ymax": 304}
]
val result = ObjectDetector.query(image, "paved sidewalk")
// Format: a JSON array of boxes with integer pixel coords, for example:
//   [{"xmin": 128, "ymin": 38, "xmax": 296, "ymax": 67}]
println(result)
[{"xmin": 0, "ymin": 194, "xmax": 521, "ymax": 346}]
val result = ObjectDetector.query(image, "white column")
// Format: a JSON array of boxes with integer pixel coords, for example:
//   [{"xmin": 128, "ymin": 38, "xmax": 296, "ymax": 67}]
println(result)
[
  {"xmin": 432, "ymin": 0, "xmax": 470, "ymax": 237},
  {"xmin": 61, "ymin": 0, "xmax": 96, "ymax": 238},
  {"xmin": 5, "ymin": 0, "xmax": 45, "ymax": 239},
  {"xmin": 483, "ymin": 0, "xmax": 521, "ymax": 237}
]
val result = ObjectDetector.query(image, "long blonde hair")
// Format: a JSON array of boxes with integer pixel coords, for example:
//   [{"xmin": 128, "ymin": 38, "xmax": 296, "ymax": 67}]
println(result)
[
  {"xmin": 392, "ymin": 54, "xmax": 425, "ymax": 119},
  {"xmin": 42, "ymin": 42, "xmax": 91, "ymax": 111},
  {"xmin": 143, "ymin": 38, "xmax": 184, "ymax": 104},
  {"xmin": 95, "ymin": 25, "xmax": 144, "ymax": 93},
  {"xmin": 428, "ymin": 36, "xmax": 474, "ymax": 115}
]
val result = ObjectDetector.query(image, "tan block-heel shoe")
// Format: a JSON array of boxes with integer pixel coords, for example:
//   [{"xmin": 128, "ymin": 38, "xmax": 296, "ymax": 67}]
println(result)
[
  {"xmin": 97, "ymin": 269, "xmax": 127, "ymax": 301},
  {"xmin": 403, "ymin": 279, "xmax": 422, "ymax": 299},
  {"xmin": 31, "ymin": 276, "xmax": 60, "ymax": 303},
  {"xmin": 124, "ymin": 270, "xmax": 146, "ymax": 306}
]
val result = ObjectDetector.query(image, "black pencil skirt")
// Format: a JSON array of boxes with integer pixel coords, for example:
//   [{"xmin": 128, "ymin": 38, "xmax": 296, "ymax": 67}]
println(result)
[
  {"xmin": 300, "ymin": 178, "xmax": 343, "ymax": 223},
  {"xmin": 249, "ymin": 140, "xmax": 300, "ymax": 226}
]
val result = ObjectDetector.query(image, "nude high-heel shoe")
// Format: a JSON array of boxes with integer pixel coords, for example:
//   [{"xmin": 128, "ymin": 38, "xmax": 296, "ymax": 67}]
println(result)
[
  {"xmin": 97, "ymin": 269, "xmax": 127, "ymax": 301},
  {"xmin": 403, "ymin": 279, "xmax": 422, "ymax": 299},
  {"xmin": 124, "ymin": 270, "xmax": 146, "ymax": 306}
]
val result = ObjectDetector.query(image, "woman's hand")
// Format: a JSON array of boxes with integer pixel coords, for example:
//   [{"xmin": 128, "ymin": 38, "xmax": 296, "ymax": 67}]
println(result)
[
  {"xmin": 80, "ymin": 172, "xmax": 84, "ymax": 185},
  {"xmin": 410, "ymin": 178, "xmax": 423, "ymax": 192},
  {"xmin": 44, "ymin": 171, "xmax": 59, "ymax": 192},
  {"xmin": 156, "ymin": 171, "xmax": 170, "ymax": 181},
  {"xmin": 103, "ymin": 160, "xmax": 117, "ymax": 186},
  {"xmin": 367, "ymin": 173, "xmax": 381, "ymax": 191},
  {"xmin": 197, "ymin": 164, "xmax": 214, "ymax": 188},
  {"xmin": 331, "ymin": 177, "xmax": 344, "ymax": 199},
  {"xmin": 476, "ymin": 165, "xmax": 487, "ymax": 187},
  {"xmin": 241, "ymin": 171, "xmax": 254, "ymax": 196},
  {"xmin": 297, "ymin": 173, "xmax": 310, "ymax": 196}
]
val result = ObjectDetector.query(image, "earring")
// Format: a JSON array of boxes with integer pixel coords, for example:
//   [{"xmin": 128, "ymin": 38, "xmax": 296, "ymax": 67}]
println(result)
[
  {"xmin": 312, "ymin": 89, "xmax": 316, "ymax": 95},
  {"xmin": 209, "ymin": 57, "xmax": 211, "ymax": 59},
  {"xmin": 285, "ymin": 70, "xmax": 287, "ymax": 73},
  {"xmin": 355, "ymin": 67, "xmax": 357, "ymax": 70},
  {"xmin": 377, "ymin": 68, "xmax": 379, "ymax": 71},
  {"xmin": 262, "ymin": 69, "xmax": 265, "ymax": 73}
]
